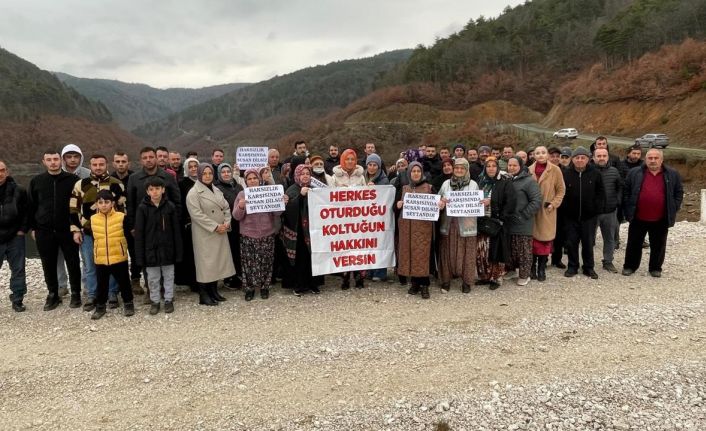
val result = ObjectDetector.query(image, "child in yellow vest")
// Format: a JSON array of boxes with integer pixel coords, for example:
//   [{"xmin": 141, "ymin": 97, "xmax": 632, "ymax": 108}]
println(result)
[{"xmin": 90, "ymin": 190, "xmax": 134, "ymax": 319}]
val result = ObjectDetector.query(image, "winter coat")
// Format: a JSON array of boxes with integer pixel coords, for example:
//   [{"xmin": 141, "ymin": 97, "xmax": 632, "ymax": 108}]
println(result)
[
  {"xmin": 70, "ymin": 174, "xmax": 126, "ymax": 235},
  {"xmin": 126, "ymin": 168, "xmax": 181, "ymax": 230},
  {"xmin": 282, "ymin": 183, "xmax": 310, "ymax": 265},
  {"xmin": 438, "ymin": 179, "xmax": 479, "ymax": 237},
  {"xmin": 90, "ymin": 209, "xmax": 128, "ymax": 266},
  {"xmin": 528, "ymin": 162, "xmax": 565, "ymax": 241},
  {"xmin": 233, "ymin": 191, "xmax": 282, "ymax": 238},
  {"xmin": 507, "ymin": 171, "xmax": 542, "ymax": 236},
  {"xmin": 134, "ymin": 196, "xmax": 183, "ymax": 267},
  {"xmin": 562, "ymin": 164, "xmax": 605, "ymax": 221},
  {"xmin": 186, "ymin": 181, "xmax": 235, "ymax": 282},
  {"xmin": 622, "ymin": 164, "xmax": 683, "ymax": 227},
  {"xmin": 324, "ymin": 156, "xmax": 339, "ymax": 176},
  {"xmin": 422, "ymin": 155, "xmax": 442, "ymax": 178},
  {"xmin": 0, "ymin": 178, "xmax": 29, "ymax": 243},
  {"xmin": 330, "ymin": 165, "xmax": 366, "ymax": 187},
  {"xmin": 28, "ymin": 171, "xmax": 80, "ymax": 233},
  {"xmin": 397, "ymin": 182, "xmax": 433, "ymax": 277},
  {"xmin": 365, "ymin": 168, "xmax": 390, "ymax": 186},
  {"xmin": 595, "ymin": 164, "xmax": 622, "ymax": 214},
  {"xmin": 485, "ymin": 176, "xmax": 516, "ymax": 263}
]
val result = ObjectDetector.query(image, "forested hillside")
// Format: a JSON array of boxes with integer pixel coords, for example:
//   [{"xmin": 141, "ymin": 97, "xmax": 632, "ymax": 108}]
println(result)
[
  {"xmin": 135, "ymin": 50, "xmax": 412, "ymax": 144},
  {"xmin": 0, "ymin": 47, "xmax": 111, "ymax": 122},
  {"xmin": 55, "ymin": 73, "xmax": 249, "ymax": 130}
]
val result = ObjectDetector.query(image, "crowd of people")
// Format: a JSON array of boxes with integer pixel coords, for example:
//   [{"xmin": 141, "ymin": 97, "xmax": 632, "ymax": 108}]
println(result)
[{"xmin": 0, "ymin": 137, "xmax": 684, "ymax": 319}]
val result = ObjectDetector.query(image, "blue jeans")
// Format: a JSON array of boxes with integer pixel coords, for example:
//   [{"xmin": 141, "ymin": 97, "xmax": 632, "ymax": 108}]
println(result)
[
  {"xmin": 81, "ymin": 235, "xmax": 118, "ymax": 299},
  {"xmin": 0, "ymin": 234, "xmax": 27, "ymax": 301}
]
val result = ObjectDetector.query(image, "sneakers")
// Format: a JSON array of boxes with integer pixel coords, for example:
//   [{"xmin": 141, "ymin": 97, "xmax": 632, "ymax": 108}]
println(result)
[
  {"xmin": 43, "ymin": 293, "xmax": 62, "ymax": 311},
  {"xmin": 564, "ymin": 269, "xmax": 578, "ymax": 278},
  {"xmin": 440, "ymin": 283, "xmax": 450, "ymax": 294},
  {"xmin": 517, "ymin": 277, "xmax": 530, "ymax": 286},
  {"xmin": 583, "ymin": 269, "xmax": 599, "ymax": 279},
  {"xmin": 602, "ymin": 262, "xmax": 618, "ymax": 273},
  {"xmin": 131, "ymin": 279, "xmax": 144, "ymax": 295},
  {"xmin": 124, "ymin": 302, "xmax": 135, "ymax": 317},
  {"xmin": 371, "ymin": 277, "xmax": 381, "ymax": 282},
  {"xmin": 108, "ymin": 294, "xmax": 119, "ymax": 309},
  {"xmin": 149, "ymin": 302, "xmax": 160, "ymax": 315},
  {"xmin": 649, "ymin": 270, "xmax": 662, "ymax": 278},
  {"xmin": 622, "ymin": 268, "xmax": 635, "ymax": 276},
  {"xmin": 164, "ymin": 301, "xmax": 174, "ymax": 314},
  {"xmin": 311, "ymin": 286, "xmax": 321, "ymax": 294},
  {"xmin": 503, "ymin": 270, "xmax": 517, "ymax": 280},
  {"xmin": 83, "ymin": 299, "xmax": 96, "ymax": 312},
  {"xmin": 69, "ymin": 293, "xmax": 82, "ymax": 308}
]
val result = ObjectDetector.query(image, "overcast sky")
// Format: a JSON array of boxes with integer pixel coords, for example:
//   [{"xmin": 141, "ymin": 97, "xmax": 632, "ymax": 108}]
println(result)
[{"xmin": 0, "ymin": 0, "xmax": 523, "ymax": 89}]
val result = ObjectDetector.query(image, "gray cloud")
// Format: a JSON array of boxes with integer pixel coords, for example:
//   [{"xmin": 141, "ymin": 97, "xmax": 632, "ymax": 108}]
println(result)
[{"xmin": 0, "ymin": 0, "xmax": 523, "ymax": 88}]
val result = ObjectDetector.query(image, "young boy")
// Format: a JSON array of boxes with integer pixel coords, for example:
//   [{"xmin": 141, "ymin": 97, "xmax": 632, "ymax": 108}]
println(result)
[
  {"xmin": 134, "ymin": 177, "xmax": 182, "ymax": 314},
  {"xmin": 90, "ymin": 190, "xmax": 135, "ymax": 319}
]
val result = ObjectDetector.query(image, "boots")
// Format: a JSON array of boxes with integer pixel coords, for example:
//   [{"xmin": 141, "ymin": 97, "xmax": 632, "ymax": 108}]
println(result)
[
  {"xmin": 260, "ymin": 288, "xmax": 269, "ymax": 299},
  {"xmin": 149, "ymin": 302, "xmax": 160, "ymax": 315},
  {"xmin": 354, "ymin": 273, "xmax": 365, "ymax": 289},
  {"xmin": 210, "ymin": 284, "xmax": 226, "ymax": 302},
  {"xmin": 530, "ymin": 255, "xmax": 538, "ymax": 280},
  {"xmin": 462, "ymin": 283, "xmax": 471, "ymax": 293},
  {"xmin": 69, "ymin": 292, "xmax": 82, "ymax": 308},
  {"xmin": 43, "ymin": 292, "xmax": 62, "ymax": 311},
  {"xmin": 124, "ymin": 302, "xmax": 135, "ymax": 317},
  {"xmin": 131, "ymin": 279, "xmax": 144, "ymax": 295},
  {"xmin": 537, "ymin": 256, "xmax": 548, "ymax": 282},
  {"xmin": 420, "ymin": 285, "xmax": 430, "ymax": 299},
  {"xmin": 199, "ymin": 284, "xmax": 217, "ymax": 306},
  {"xmin": 91, "ymin": 304, "xmax": 106, "ymax": 320},
  {"xmin": 341, "ymin": 273, "xmax": 351, "ymax": 290},
  {"xmin": 407, "ymin": 283, "xmax": 420, "ymax": 295},
  {"xmin": 244, "ymin": 290, "xmax": 255, "ymax": 301}
]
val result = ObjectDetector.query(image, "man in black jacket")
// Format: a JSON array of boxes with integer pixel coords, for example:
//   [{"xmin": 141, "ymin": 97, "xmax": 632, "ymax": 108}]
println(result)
[
  {"xmin": 324, "ymin": 144, "xmax": 339, "ymax": 176},
  {"xmin": 28, "ymin": 149, "xmax": 83, "ymax": 310},
  {"xmin": 126, "ymin": 147, "xmax": 182, "ymax": 298},
  {"xmin": 562, "ymin": 147, "xmax": 605, "ymax": 279},
  {"xmin": 593, "ymin": 148, "xmax": 623, "ymax": 273},
  {"xmin": 0, "ymin": 160, "xmax": 29, "ymax": 312},
  {"xmin": 422, "ymin": 143, "xmax": 442, "ymax": 178},
  {"xmin": 622, "ymin": 149, "xmax": 683, "ymax": 278}
]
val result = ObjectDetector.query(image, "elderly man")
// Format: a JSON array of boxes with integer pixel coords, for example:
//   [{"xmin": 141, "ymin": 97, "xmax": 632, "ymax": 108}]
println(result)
[
  {"xmin": 562, "ymin": 147, "xmax": 605, "ymax": 279},
  {"xmin": 0, "ymin": 160, "xmax": 29, "ymax": 312},
  {"xmin": 622, "ymin": 149, "xmax": 683, "ymax": 278}
]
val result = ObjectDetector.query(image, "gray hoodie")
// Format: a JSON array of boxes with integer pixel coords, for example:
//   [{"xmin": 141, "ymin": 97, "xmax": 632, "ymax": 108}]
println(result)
[{"xmin": 61, "ymin": 144, "xmax": 91, "ymax": 179}]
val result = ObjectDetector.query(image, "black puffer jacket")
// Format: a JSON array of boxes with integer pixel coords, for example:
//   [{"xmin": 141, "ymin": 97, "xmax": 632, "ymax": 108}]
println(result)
[
  {"xmin": 562, "ymin": 164, "xmax": 605, "ymax": 221},
  {"xmin": 28, "ymin": 171, "xmax": 80, "ymax": 232},
  {"xmin": 0, "ymin": 178, "xmax": 29, "ymax": 243},
  {"xmin": 595, "ymin": 164, "xmax": 623, "ymax": 214},
  {"xmin": 134, "ymin": 196, "xmax": 183, "ymax": 267}
]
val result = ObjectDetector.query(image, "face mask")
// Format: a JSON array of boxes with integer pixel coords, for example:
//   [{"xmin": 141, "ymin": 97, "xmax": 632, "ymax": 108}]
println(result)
[{"xmin": 313, "ymin": 167, "xmax": 324, "ymax": 174}]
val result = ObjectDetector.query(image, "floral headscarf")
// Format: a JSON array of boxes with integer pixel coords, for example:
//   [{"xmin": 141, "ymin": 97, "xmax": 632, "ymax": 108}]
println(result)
[
  {"xmin": 450, "ymin": 157, "xmax": 470, "ymax": 191},
  {"xmin": 294, "ymin": 164, "xmax": 312, "ymax": 187}
]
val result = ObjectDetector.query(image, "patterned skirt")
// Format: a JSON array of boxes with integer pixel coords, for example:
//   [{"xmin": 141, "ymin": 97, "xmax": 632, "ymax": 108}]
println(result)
[
  {"xmin": 240, "ymin": 235, "xmax": 275, "ymax": 292},
  {"xmin": 439, "ymin": 218, "xmax": 477, "ymax": 286},
  {"xmin": 508, "ymin": 234, "xmax": 533, "ymax": 279},
  {"xmin": 476, "ymin": 234, "xmax": 505, "ymax": 282}
]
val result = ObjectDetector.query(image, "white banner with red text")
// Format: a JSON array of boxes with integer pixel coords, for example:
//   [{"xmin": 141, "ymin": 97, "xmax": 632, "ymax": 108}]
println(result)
[{"xmin": 308, "ymin": 186, "xmax": 396, "ymax": 276}]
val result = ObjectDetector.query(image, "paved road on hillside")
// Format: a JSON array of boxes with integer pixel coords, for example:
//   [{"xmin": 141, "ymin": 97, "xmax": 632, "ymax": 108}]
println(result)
[{"xmin": 513, "ymin": 124, "xmax": 706, "ymax": 158}]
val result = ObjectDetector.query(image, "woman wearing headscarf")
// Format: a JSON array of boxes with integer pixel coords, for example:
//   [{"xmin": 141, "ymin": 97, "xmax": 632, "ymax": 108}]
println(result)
[
  {"xmin": 431, "ymin": 158, "xmax": 454, "ymax": 194},
  {"xmin": 329, "ymin": 149, "xmax": 367, "ymax": 289},
  {"xmin": 476, "ymin": 157, "xmax": 516, "ymax": 289},
  {"xmin": 396, "ymin": 161, "xmax": 435, "ymax": 299},
  {"xmin": 528, "ymin": 146, "xmax": 565, "ymax": 281},
  {"xmin": 215, "ymin": 162, "xmax": 244, "ymax": 290},
  {"xmin": 504, "ymin": 157, "xmax": 542, "ymax": 286},
  {"xmin": 437, "ymin": 158, "xmax": 479, "ymax": 293},
  {"xmin": 282, "ymin": 164, "xmax": 316, "ymax": 296},
  {"xmin": 363, "ymin": 153, "xmax": 390, "ymax": 282},
  {"xmin": 174, "ymin": 157, "xmax": 200, "ymax": 295},
  {"xmin": 286, "ymin": 155, "xmax": 308, "ymax": 190},
  {"xmin": 234, "ymin": 169, "xmax": 286, "ymax": 301},
  {"xmin": 186, "ymin": 163, "xmax": 235, "ymax": 305}
]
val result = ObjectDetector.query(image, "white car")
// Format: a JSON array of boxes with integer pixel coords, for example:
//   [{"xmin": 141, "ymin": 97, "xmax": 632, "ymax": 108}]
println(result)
[{"xmin": 553, "ymin": 128, "xmax": 579, "ymax": 139}]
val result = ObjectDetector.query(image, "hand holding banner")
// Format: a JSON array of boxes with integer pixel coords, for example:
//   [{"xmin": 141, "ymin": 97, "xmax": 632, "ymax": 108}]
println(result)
[
  {"xmin": 244, "ymin": 185, "xmax": 285, "ymax": 214},
  {"xmin": 446, "ymin": 190, "xmax": 485, "ymax": 217},
  {"xmin": 236, "ymin": 147, "xmax": 269, "ymax": 170},
  {"xmin": 402, "ymin": 193, "xmax": 440, "ymax": 221}
]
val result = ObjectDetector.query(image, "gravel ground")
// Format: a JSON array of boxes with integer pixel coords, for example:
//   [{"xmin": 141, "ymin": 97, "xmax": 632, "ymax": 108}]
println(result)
[{"xmin": 1, "ymin": 222, "xmax": 705, "ymax": 431}]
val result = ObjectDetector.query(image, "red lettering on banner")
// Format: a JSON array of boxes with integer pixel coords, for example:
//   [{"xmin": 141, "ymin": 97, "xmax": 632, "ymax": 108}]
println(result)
[
  {"xmin": 332, "ymin": 254, "xmax": 377, "ymax": 268},
  {"xmin": 330, "ymin": 238, "xmax": 378, "ymax": 252}
]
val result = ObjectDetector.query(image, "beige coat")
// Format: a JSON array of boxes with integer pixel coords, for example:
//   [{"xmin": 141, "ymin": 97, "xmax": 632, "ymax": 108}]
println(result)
[
  {"xmin": 528, "ymin": 162, "xmax": 565, "ymax": 241},
  {"xmin": 330, "ymin": 165, "xmax": 366, "ymax": 187},
  {"xmin": 186, "ymin": 181, "xmax": 236, "ymax": 283}
]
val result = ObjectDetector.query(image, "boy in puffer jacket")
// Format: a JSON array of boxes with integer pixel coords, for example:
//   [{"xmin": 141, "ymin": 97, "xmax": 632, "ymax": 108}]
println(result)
[{"xmin": 90, "ymin": 190, "xmax": 135, "ymax": 319}]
